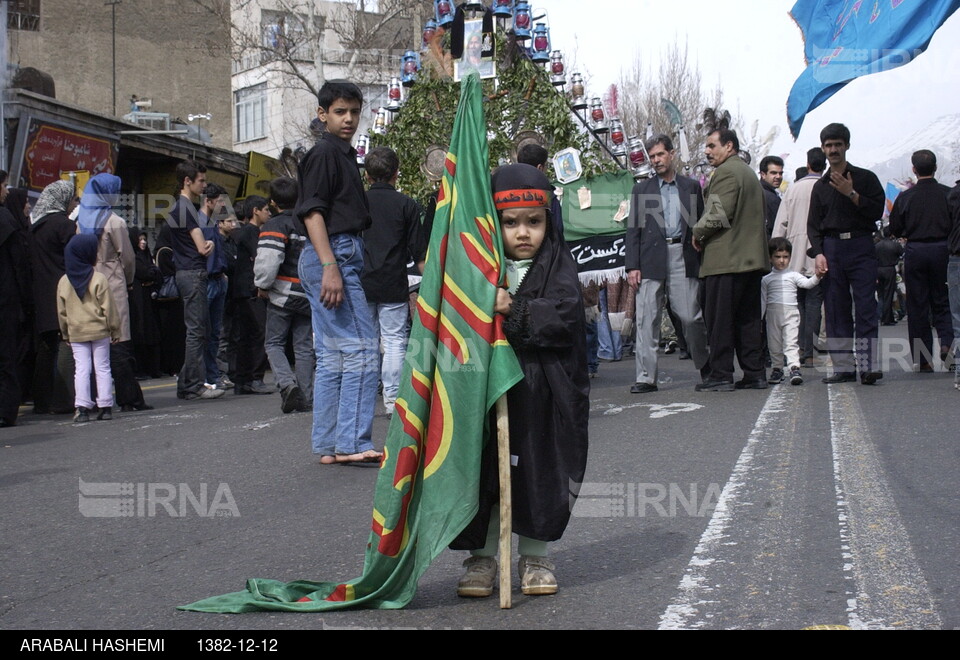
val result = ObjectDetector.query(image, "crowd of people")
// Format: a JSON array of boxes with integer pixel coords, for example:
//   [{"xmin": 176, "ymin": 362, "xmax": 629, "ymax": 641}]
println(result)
[
  {"xmin": 610, "ymin": 122, "xmax": 960, "ymax": 394},
  {"xmin": 1, "ymin": 79, "xmax": 958, "ymax": 598}
]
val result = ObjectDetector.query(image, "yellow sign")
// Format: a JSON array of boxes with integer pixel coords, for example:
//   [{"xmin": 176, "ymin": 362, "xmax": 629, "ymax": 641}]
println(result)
[
  {"xmin": 61, "ymin": 170, "xmax": 91, "ymax": 195},
  {"xmin": 243, "ymin": 151, "xmax": 286, "ymax": 199}
]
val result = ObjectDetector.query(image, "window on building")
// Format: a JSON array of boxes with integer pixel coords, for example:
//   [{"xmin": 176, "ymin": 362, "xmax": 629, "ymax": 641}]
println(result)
[
  {"xmin": 7, "ymin": 0, "xmax": 41, "ymax": 31},
  {"xmin": 261, "ymin": 9, "xmax": 320, "ymax": 61},
  {"xmin": 235, "ymin": 84, "xmax": 267, "ymax": 143}
]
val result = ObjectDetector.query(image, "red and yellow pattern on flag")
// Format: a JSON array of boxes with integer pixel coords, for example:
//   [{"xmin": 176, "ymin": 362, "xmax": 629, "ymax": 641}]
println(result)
[{"xmin": 179, "ymin": 74, "xmax": 522, "ymax": 613}]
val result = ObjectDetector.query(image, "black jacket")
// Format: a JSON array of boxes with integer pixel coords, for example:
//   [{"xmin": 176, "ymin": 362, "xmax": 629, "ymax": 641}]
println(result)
[
  {"xmin": 625, "ymin": 174, "xmax": 704, "ymax": 281},
  {"xmin": 30, "ymin": 212, "xmax": 76, "ymax": 335}
]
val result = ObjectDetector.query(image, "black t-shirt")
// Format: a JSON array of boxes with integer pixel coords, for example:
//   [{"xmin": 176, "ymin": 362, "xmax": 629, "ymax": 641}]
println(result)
[
  {"xmin": 166, "ymin": 197, "xmax": 208, "ymax": 271},
  {"xmin": 231, "ymin": 222, "xmax": 260, "ymax": 299},
  {"xmin": 294, "ymin": 132, "xmax": 371, "ymax": 237},
  {"xmin": 362, "ymin": 183, "xmax": 425, "ymax": 304}
]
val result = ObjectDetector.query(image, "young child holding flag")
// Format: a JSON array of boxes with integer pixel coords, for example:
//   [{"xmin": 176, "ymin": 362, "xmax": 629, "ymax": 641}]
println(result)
[{"xmin": 451, "ymin": 164, "xmax": 590, "ymax": 597}]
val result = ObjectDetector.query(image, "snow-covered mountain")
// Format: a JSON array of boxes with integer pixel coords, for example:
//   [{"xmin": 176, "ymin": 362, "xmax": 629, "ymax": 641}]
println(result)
[{"xmin": 860, "ymin": 114, "xmax": 960, "ymax": 186}]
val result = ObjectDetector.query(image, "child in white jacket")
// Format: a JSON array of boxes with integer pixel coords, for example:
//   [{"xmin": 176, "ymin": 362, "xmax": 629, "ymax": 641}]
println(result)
[{"xmin": 762, "ymin": 237, "xmax": 821, "ymax": 385}]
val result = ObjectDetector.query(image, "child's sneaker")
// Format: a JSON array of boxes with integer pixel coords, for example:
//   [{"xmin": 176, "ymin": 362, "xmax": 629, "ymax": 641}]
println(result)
[
  {"xmin": 456, "ymin": 556, "xmax": 497, "ymax": 598},
  {"xmin": 518, "ymin": 556, "xmax": 557, "ymax": 596},
  {"xmin": 768, "ymin": 368, "xmax": 784, "ymax": 384},
  {"xmin": 789, "ymin": 366, "xmax": 803, "ymax": 386}
]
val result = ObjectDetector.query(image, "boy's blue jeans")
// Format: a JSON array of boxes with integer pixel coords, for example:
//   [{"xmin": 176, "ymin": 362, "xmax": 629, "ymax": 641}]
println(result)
[
  {"xmin": 204, "ymin": 275, "xmax": 228, "ymax": 384},
  {"xmin": 299, "ymin": 234, "xmax": 378, "ymax": 456}
]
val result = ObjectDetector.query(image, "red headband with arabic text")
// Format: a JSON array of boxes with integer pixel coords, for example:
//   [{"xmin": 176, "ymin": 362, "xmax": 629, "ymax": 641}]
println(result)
[{"xmin": 493, "ymin": 188, "xmax": 550, "ymax": 211}]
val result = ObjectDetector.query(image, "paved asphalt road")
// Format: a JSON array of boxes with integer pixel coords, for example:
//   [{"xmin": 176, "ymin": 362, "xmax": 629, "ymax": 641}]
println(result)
[{"xmin": 1, "ymin": 324, "xmax": 957, "ymax": 631}]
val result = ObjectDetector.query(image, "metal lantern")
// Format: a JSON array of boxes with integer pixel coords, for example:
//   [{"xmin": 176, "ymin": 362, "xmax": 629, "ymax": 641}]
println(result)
[
  {"xmin": 386, "ymin": 78, "xmax": 403, "ymax": 111},
  {"xmin": 434, "ymin": 0, "xmax": 454, "ymax": 28},
  {"xmin": 628, "ymin": 136, "xmax": 655, "ymax": 178},
  {"xmin": 570, "ymin": 72, "xmax": 587, "ymax": 110},
  {"xmin": 549, "ymin": 50, "xmax": 566, "ymax": 86},
  {"xmin": 422, "ymin": 19, "xmax": 437, "ymax": 47},
  {"xmin": 610, "ymin": 119, "xmax": 626, "ymax": 155},
  {"xmin": 530, "ymin": 23, "xmax": 551, "ymax": 63},
  {"xmin": 589, "ymin": 97, "xmax": 608, "ymax": 133},
  {"xmin": 493, "ymin": 0, "xmax": 514, "ymax": 18},
  {"xmin": 355, "ymin": 134, "xmax": 369, "ymax": 166},
  {"xmin": 401, "ymin": 51, "xmax": 420, "ymax": 86},
  {"xmin": 513, "ymin": 2, "xmax": 532, "ymax": 40},
  {"xmin": 373, "ymin": 108, "xmax": 389, "ymax": 135}
]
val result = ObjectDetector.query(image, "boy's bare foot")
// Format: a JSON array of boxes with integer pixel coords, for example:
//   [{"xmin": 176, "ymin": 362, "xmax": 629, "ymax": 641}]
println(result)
[{"xmin": 319, "ymin": 451, "xmax": 383, "ymax": 466}]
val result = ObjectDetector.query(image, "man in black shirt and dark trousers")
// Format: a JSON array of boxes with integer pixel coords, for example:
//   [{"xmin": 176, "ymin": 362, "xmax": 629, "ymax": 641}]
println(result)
[
  {"xmin": 230, "ymin": 197, "xmax": 272, "ymax": 394},
  {"xmin": 361, "ymin": 147, "xmax": 425, "ymax": 416},
  {"xmin": 948, "ymin": 180, "xmax": 960, "ymax": 387},
  {"xmin": 808, "ymin": 123, "xmax": 885, "ymax": 384},
  {"xmin": 875, "ymin": 227, "xmax": 903, "ymax": 326},
  {"xmin": 888, "ymin": 150, "xmax": 954, "ymax": 372}
]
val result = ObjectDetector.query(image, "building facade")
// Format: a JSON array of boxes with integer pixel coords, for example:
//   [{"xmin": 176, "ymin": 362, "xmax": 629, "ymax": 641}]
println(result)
[
  {"xmin": 5, "ymin": 0, "xmax": 233, "ymax": 150},
  {"xmin": 230, "ymin": 0, "xmax": 428, "ymax": 158}
]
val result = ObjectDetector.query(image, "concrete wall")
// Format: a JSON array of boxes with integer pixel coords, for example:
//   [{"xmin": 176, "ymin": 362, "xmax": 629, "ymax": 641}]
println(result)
[{"xmin": 6, "ymin": 0, "xmax": 233, "ymax": 150}]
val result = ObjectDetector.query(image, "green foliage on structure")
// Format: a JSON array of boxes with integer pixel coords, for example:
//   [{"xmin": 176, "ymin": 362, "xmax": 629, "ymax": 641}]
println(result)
[{"xmin": 371, "ymin": 32, "xmax": 609, "ymax": 203}]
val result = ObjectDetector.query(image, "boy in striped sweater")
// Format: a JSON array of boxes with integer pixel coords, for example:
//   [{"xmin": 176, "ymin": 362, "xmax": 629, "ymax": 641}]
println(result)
[{"xmin": 254, "ymin": 177, "xmax": 315, "ymax": 413}]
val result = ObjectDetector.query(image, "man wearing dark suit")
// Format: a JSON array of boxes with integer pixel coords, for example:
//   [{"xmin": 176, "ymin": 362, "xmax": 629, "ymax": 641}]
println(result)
[
  {"xmin": 626, "ymin": 135, "xmax": 708, "ymax": 393},
  {"xmin": 692, "ymin": 129, "xmax": 770, "ymax": 391}
]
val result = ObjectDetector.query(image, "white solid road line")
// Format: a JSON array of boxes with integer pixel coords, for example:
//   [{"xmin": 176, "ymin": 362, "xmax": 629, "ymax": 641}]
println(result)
[
  {"xmin": 658, "ymin": 385, "xmax": 792, "ymax": 630},
  {"xmin": 659, "ymin": 383, "xmax": 942, "ymax": 630},
  {"xmin": 828, "ymin": 386, "xmax": 942, "ymax": 630}
]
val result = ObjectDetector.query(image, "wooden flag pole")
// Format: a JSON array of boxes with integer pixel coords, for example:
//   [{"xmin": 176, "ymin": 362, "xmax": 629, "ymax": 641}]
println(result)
[{"xmin": 495, "ymin": 393, "xmax": 512, "ymax": 610}]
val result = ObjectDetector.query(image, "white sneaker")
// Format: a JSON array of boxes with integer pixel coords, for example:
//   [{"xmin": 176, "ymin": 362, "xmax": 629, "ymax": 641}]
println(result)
[
  {"xmin": 456, "ymin": 556, "xmax": 497, "ymax": 598},
  {"xmin": 518, "ymin": 556, "xmax": 557, "ymax": 596}
]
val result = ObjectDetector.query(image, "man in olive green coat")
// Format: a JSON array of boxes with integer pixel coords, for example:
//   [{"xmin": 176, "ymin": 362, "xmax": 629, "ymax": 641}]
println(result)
[{"xmin": 692, "ymin": 129, "xmax": 769, "ymax": 391}]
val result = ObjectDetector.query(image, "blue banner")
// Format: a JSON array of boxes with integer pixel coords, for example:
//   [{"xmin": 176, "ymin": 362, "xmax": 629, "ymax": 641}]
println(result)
[{"xmin": 787, "ymin": 0, "xmax": 960, "ymax": 137}]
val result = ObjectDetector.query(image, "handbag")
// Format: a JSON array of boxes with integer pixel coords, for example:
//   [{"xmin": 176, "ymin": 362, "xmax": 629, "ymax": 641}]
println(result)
[{"xmin": 154, "ymin": 246, "xmax": 180, "ymax": 301}]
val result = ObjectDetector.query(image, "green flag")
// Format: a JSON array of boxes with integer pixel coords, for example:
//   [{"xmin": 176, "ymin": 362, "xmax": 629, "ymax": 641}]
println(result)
[{"xmin": 180, "ymin": 74, "xmax": 523, "ymax": 613}]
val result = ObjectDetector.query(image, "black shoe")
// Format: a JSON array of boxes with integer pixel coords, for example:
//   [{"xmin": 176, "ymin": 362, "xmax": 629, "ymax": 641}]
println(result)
[
  {"xmin": 630, "ymin": 382, "xmax": 659, "ymax": 394},
  {"xmin": 861, "ymin": 371, "xmax": 882, "ymax": 385},
  {"xmin": 678, "ymin": 350, "xmax": 692, "ymax": 360},
  {"xmin": 235, "ymin": 381, "xmax": 274, "ymax": 395},
  {"xmin": 695, "ymin": 379, "xmax": 735, "ymax": 392},
  {"xmin": 73, "ymin": 407, "xmax": 90, "ymax": 424},
  {"xmin": 281, "ymin": 385, "xmax": 306, "ymax": 413},
  {"xmin": 664, "ymin": 341, "xmax": 678, "ymax": 355},
  {"xmin": 789, "ymin": 367, "xmax": 804, "ymax": 386},
  {"xmin": 121, "ymin": 402, "xmax": 155, "ymax": 413},
  {"xmin": 96, "ymin": 407, "xmax": 113, "ymax": 421},
  {"xmin": 822, "ymin": 372, "xmax": 857, "ymax": 384},
  {"xmin": 735, "ymin": 378, "xmax": 769, "ymax": 390},
  {"xmin": 0, "ymin": 417, "xmax": 16, "ymax": 428}
]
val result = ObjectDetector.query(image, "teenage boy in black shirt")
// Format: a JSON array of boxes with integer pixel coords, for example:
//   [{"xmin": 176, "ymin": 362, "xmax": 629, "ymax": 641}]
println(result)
[
  {"xmin": 167, "ymin": 161, "xmax": 224, "ymax": 400},
  {"xmin": 362, "ymin": 147, "xmax": 425, "ymax": 416},
  {"xmin": 295, "ymin": 80, "xmax": 380, "ymax": 465}
]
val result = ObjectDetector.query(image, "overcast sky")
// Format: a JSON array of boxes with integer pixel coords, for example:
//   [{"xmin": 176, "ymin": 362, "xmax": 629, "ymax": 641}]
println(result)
[{"xmin": 542, "ymin": 0, "xmax": 960, "ymax": 176}]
